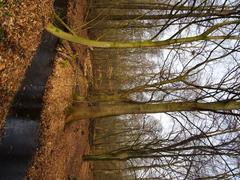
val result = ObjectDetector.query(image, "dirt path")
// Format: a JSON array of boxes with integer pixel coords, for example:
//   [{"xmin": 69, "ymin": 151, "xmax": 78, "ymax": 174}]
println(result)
[
  {"xmin": 27, "ymin": 53, "xmax": 92, "ymax": 179},
  {"xmin": 0, "ymin": 0, "xmax": 53, "ymax": 133},
  {"xmin": 1, "ymin": 0, "xmax": 93, "ymax": 179},
  {"xmin": 27, "ymin": 0, "xmax": 93, "ymax": 179}
]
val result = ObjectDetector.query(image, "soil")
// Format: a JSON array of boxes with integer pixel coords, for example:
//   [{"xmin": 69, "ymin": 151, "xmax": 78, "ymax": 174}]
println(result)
[
  {"xmin": 0, "ymin": 0, "xmax": 52, "ymax": 133},
  {"xmin": 27, "ymin": 51, "xmax": 92, "ymax": 179},
  {"xmin": 1, "ymin": 0, "xmax": 93, "ymax": 179}
]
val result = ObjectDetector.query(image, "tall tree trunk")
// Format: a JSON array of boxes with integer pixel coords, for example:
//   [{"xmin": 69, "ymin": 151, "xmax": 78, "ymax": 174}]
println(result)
[
  {"xmin": 105, "ymin": 12, "xmax": 239, "ymax": 21},
  {"xmin": 83, "ymin": 151, "xmax": 237, "ymax": 161},
  {"xmin": 46, "ymin": 20, "xmax": 240, "ymax": 48},
  {"xmin": 65, "ymin": 100, "xmax": 240, "ymax": 123},
  {"xmin": 92, "ymin": 2, "xmax": 236, "ymax": 12}
]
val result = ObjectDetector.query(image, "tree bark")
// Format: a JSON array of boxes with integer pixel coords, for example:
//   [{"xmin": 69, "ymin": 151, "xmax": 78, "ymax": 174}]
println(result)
[
  {"xmin": 105, "ymin": 13, "xmax": 239, "ymax": 21},
  {"xmin": 65, "ymin": 100, "xmax": 240, "ymax": 123},
  {"xmin": 46, "ymin": 20, "xmax": 240, "ymax": 48},
  {"xmin": 83, "ymin": 151, "xmax": 238, "ymax": 161},
  {"xmin": 92, "ymin": 2, "xmax": 237, "ymax": 12}
]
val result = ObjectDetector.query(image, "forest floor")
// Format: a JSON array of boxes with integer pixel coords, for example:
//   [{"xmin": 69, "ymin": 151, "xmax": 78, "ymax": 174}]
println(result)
[
  {"xmin": 0, "ymin": 0, "xmax": 52, "ymax": 133},
  {"xmin": 0, "ymin": 0, "xmax": 93, "ymax": 179},
  {"xmin": 27, "ymin": 47, "xmax": 92, "ymax": 179}
]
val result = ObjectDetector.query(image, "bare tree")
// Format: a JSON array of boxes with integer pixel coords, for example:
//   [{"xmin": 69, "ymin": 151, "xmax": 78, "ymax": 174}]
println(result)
[{"xmin": 50, "ymin": 0, "xmax": 240, "ymax": 179}]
